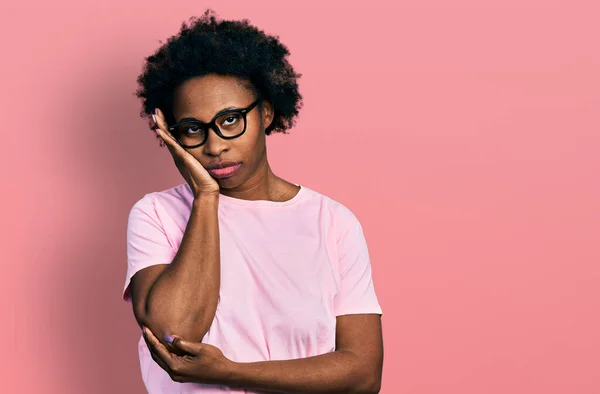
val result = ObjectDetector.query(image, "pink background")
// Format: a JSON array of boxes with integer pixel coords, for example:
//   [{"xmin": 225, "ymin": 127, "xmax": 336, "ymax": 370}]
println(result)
[{"xmin": 1, "ymin": 0, "xmax": 599, "ymax": 393}]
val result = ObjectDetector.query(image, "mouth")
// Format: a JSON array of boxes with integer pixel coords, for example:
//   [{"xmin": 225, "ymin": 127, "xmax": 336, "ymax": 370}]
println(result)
[{"xmin": 206, "ymin": 162, "xmax": 242, "ymax": 179}]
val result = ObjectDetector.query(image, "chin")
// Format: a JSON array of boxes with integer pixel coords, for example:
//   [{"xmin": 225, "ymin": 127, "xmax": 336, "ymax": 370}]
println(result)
[{"xmin": 216, "ymin": 175, "xmax": 243, "ymax": 189}]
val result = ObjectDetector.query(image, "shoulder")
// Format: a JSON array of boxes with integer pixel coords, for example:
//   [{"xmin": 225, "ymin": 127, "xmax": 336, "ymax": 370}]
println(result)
[
  {"xmin": 128, "ymin": 183, "xmax": 193, "ymax": 219},
  {"xmin": 301, "ymin": 185, "xmax": 362, "ymax": 233}
]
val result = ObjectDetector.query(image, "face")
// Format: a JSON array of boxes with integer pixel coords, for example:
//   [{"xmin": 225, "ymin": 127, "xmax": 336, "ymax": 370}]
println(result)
[{"xmin": 170, "ymin": 74, "xmax": 274, "ymax": 190}]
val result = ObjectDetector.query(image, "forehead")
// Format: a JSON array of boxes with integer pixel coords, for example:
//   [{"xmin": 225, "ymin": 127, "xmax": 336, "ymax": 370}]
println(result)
[{"xmin": 172, "ymin": 74, "xmax": 255, "ymax": 122}]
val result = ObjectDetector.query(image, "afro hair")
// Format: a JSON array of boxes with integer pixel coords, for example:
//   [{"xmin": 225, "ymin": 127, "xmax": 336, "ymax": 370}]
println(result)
[{"xmin": 135, "ymin": 8, "xmax": 303, "ymax": 136}]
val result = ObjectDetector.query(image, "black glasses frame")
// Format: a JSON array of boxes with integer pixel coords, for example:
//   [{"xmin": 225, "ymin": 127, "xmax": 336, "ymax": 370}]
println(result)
[{"xmin": 168, "ymin": 99, "xmax": 261, "ymax": 149}]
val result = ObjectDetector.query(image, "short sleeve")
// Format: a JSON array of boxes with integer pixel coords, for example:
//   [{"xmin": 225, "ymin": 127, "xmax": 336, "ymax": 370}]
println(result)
[
  {"xmin": 333, "ymin": 211, "xmax": 383, "ymax": 316},
  {"xmin": 123, "ymin": 193, "xmax": 177, "ymax": 303}
]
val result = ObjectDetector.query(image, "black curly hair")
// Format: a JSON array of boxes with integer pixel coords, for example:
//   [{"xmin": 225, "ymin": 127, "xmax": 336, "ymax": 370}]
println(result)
[{"xmin": 135, "ymin": 9, "xmax": 303, "ymax": 136}]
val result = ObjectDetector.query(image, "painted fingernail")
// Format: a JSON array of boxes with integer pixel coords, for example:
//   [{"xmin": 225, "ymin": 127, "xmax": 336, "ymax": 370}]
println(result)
[
  {"xmin": 152, "ymin": 114, "xmax": 157, "ymax": 123},
  {"xmin": 164, "ymin": 334, "xmax": 174, "ymax": 344}
]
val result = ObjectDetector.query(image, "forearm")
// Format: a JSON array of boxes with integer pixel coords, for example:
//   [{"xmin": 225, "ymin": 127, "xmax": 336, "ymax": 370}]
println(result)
[
  {"xmin": 144, "ymin": 194, "xmax": 220, "ymax": 340},
  {"xmin": 226, "ymin": 350, "xmax": 380, "ymax": 394}
]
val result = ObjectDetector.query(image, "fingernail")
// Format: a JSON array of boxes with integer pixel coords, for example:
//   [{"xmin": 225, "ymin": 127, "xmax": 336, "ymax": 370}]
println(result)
[
  {"xmin": 164, "ymin": 334, "xmax": 174, "ymax": 344},
  {"xmin": 152, "ymin": 114, "xmax": 157, "ymax": 123}
]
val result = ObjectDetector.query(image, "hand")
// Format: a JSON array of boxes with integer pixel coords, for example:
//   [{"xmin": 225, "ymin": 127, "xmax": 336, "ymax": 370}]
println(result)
[
  {"xmin": 153, "ymin": 108, "xmax": 220, "ymax": 198},
  {"xmin": 142, "ymin": 326, "xmax": 235, "ymax": 385}
]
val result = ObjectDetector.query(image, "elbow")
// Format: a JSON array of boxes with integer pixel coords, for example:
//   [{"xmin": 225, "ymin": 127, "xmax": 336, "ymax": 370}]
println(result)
[
  {"xmin": 343, "ymin": 350, "xmax": 382, "ymax": 394},
  {"xmin": 141, "ymin": 301, "xmax": 215, "ymax": 343},
  {"xmin": 145, "ymin": 316, "xmax": 210, "ymax": 344},
  {"xmin": 351, "ymin": 370, "xmax": 381, "ymax": 394},
  {"xmin": 353, "ymin": 381, "xmax": 381, "ymax": 394},
  {"xmin": 136, "ymin": 308, "xmax": 210, "ymax": 344},
  {"xmin": 366, "ymin": 382, "xmax": 381, "ymax": 394},
  {"xmin": 147, "ymin": 304, "xmax": 217, "ymax": 341}
]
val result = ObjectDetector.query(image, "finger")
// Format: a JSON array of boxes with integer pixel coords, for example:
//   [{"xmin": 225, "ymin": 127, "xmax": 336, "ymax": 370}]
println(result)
[
  {"xmin": 144, "ymin": 330, "xmax": 189, "ymax": 382},
  {"xmin": 153, "ymin": 108, "xmax": 180, "ymax": 145},
  {"xmin": 152, "ymin": 109, "xmax": 211, "ymax": 181},
  {"xmin": 153, "ymin": 124, "xmax": 184, "ymax": 162},
  {"xmin": 167, "ymin": 335, "xmax": 201, "ymax": 356},
  {"xmin": 142, "ymin": 329, "xmax": 171, "ymax": 372},
  {"xmin": 144, "ymin": 326, "xmax": 177, "ymax": 370},
  {"xmin": 147, "ymin": 341, "xmax": 171, "ymax": 371},
  {"xmin": 151, "ymin": 112, "xmax": 178, "ymax": 151},
  {"xmin": 142, "ymin": 329, "xmax": 169, "ymax": 372}
]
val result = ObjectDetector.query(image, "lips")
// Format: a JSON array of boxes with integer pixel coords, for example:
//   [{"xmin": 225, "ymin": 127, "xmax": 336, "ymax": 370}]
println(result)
[
  {"xmin": 205, "ymin": 161, "xmax": 240, "ymax": 170},
  {"xmin": 206, "ymin": 162, "xmax": 242, "ymax": 179}
]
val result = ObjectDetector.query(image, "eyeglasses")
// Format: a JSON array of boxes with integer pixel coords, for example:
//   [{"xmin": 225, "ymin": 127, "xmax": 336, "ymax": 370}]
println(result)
[{"xmin": 168, "ymin": 99, "xmax": 261, "ymax": 149}]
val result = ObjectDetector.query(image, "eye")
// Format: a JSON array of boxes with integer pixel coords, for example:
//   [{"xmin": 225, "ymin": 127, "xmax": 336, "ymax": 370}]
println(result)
[
  {"xmin": 186, "ymin": 124, "xmax": 205, "ymax": 134},
  {"xmin": 223, "ymin": 114, "xmax": 240, "ymax": 125}
]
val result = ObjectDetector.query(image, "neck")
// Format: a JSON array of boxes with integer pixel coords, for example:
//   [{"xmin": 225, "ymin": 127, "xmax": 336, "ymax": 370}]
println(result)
[{"xmin": 219, "ymin": 154, "xmax": 290, "ymax": 202}]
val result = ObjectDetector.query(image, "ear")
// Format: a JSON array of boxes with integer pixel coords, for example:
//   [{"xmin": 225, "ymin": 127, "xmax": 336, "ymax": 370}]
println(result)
[{"xmin": 260, "ymin": 100, "xmax": 274, "ymax": 130}]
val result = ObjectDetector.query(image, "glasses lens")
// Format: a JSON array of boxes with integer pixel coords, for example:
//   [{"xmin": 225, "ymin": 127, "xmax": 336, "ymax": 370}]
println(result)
[
  {"xmin": 172, "ymin": 112, "xmax": 246, "ymax": 147},
  {"xmin": 215, "ymin": 111, "xmax": 245, "ymax": 137},
  {"xmin": 173, "ymin": 122, "xmax": 207, "ymax": 147}
]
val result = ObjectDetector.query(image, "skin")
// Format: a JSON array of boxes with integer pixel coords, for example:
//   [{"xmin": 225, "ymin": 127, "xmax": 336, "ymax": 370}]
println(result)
[
  {"xmin": 133, "ymin": 73, "xmax": 384, "ymax": 393},
  {"xmin": 170, "ymin": 73, "xmax": 300, "ymax": 201}
]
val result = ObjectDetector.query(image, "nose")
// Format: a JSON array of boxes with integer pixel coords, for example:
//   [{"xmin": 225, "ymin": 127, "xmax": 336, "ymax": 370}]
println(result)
[{"xmin": 202, "ymin": 126, "xmax": 229, "ymax": 156}]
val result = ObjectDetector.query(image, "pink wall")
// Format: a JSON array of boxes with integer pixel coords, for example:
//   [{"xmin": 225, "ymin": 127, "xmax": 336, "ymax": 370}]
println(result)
[{"xmin": 2, "ymin": 1, "xmax": 598, "ymax": 393}]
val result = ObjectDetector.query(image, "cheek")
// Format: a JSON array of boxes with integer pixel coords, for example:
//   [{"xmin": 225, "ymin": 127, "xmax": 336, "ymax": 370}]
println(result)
[{"xmin": 240, "ymin": 128, "xmax": 266, "ymax": 158}]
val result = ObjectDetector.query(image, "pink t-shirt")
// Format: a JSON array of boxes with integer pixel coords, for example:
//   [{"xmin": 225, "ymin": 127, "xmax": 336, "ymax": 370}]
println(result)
[{"xmin": 123, "ymin": 183, "xmax": 382, "ymax": 393}]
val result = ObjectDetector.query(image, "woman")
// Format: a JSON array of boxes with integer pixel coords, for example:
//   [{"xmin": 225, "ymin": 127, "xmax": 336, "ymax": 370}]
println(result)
[{"xmin": 123, "ymin": 9, "xmax": 383, "ymax": 394}]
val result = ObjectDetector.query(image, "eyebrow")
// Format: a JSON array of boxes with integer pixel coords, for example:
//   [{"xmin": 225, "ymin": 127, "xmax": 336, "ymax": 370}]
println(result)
[{"xmin": 177, "ymin": 105, "xmax": 240, "ymax": 124}]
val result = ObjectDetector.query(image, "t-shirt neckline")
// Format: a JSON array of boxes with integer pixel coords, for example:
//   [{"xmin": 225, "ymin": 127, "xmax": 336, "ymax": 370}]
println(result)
[{"xmin": 216, "ymin": 184, "xmax": 306, "ymax": 208}]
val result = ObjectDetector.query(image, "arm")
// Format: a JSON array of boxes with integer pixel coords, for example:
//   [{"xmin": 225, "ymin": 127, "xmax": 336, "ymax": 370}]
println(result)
[
  {"xmin": 226, "ymin": 205, "xmax": 384, "ymax": 393},
  {"xmin": 129, "ymin": 194, "xmax": 220, "ymax": 347},
  {"xmin": 140, "ymin": 199, "xmax": 384, "ymax": 390},
  {"xmin": 227, "ymin": 314, "xmax": 383, "ymax": 394}
]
